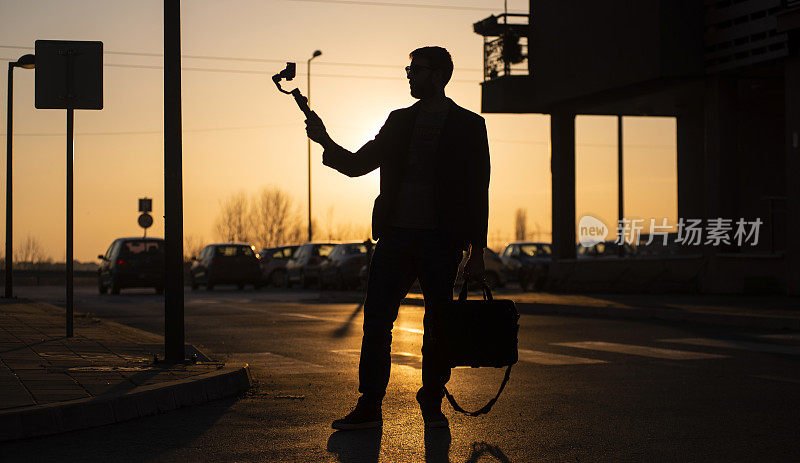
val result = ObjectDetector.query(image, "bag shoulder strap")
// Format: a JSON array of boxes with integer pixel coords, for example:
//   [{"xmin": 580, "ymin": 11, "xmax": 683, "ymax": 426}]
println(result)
[{"xmin": 443, "ymin": 364, "xmax": 513, "ymax": 417}]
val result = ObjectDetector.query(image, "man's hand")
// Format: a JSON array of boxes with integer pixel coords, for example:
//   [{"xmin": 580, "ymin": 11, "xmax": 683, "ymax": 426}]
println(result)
[
  {"xmin": 305, "ymin": 114, "xmax": 333, "ymax": 148},
  {"xmin": 464, "ymin": 246, "xmax": 486, "ymax": 283}
]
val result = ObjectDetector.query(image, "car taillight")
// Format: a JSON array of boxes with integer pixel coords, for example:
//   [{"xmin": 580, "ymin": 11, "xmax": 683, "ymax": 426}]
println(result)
[{"xmin": 117, "ymin": 259, "xmax": 125, "ymax": 266}]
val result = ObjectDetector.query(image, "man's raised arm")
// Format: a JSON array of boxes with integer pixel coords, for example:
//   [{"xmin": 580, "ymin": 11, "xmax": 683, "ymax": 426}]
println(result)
[{"xmin": 306, "ymin": 114, "xmax": 393, "ymax": 178}]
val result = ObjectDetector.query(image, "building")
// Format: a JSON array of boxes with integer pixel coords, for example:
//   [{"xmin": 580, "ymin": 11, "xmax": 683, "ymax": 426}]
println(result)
[{"xmin": 474, "ymin": 0, "xmax": 800, "ymax": 294}]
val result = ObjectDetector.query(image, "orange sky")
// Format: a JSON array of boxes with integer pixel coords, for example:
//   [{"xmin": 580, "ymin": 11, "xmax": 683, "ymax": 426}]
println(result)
[{"xmin": 0, "ymin": 0, "xmax": 676, "ymax": 261}]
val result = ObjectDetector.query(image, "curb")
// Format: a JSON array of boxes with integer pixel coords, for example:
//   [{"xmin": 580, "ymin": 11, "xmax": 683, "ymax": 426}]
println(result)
[{"xmin": 0, "ymin": 364, "xmax": 251, "ymax": 443}]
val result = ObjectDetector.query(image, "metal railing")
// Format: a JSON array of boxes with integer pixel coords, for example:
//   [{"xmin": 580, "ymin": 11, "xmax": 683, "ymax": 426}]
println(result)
[{"xmin": 474, "ymin": 13, "xmax": 529, "ymax": 81}]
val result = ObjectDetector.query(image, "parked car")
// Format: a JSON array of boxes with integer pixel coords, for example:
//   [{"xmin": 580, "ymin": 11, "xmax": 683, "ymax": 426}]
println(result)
[
  {"xmin": 319, "ymin": 242, "xmax": 370, "ymax": 290},
  {"xmin": 500, "ymin": 242, "xmax": 552, "ymax": 291},
  {"xmin": 189, "ymin": 243, "xmax": 262, "ymax": 290},
  {"xmin": 576, "ymin": 240, "xmax": 637, "ymax": 259},
  {"xmin": 456, "ymin": 248, "xmax": 507, "ymax": 289},
  {"xmin": 285, "ymin": 242, "xmax": 337, "ymax": 288},
  {"xmin": 97, "ymin": 237, "xmax": 165, "ymax": 295},
  {"xmin": 259, "ymin": 245, "xmax": 299, "ymax": 287}
]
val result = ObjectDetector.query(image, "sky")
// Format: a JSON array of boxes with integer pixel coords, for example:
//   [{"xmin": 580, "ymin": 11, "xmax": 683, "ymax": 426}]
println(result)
[{"xmin": 0, "ymin": 0, "xmax": 676, "ymax": 262}]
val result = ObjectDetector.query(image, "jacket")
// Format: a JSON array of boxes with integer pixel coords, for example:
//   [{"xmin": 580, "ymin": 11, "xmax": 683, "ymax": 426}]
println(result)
[{"xmin": 322, "ymin": 99, "xmax": 490, "ymax": 251}]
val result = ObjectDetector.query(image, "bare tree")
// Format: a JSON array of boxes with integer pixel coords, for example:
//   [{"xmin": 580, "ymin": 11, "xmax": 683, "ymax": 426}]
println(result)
[
  {"xmin": 514, "ymin": 208, "xmax": 528, "ymax": 241},
  {"xmin": 214, "ymin": 191, "xmax": 252, "ymax": 243},
  {"xmin": 14, "ymin": 235, "xmax": 51, "ymax": 270},
  {"xmin": 184, "ymin": 234, "xmax": 205, "ymax": 262},
  {"xmin": 251, "ymin": 186, "xmax": 304, "ymax": 248}
]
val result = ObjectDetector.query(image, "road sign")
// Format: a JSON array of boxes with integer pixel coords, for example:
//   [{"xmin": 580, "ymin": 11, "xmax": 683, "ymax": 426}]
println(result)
[
  {"xmin": 34, "ymin": 40, "xmax": 103, "ymax": 110},
  {"xmin": 139, "ymin": 198, "xmax": 152, "ymax": 213},
  {"xmin": 138, "ymin": 213, "xmax": 154, "ymax": 229}
]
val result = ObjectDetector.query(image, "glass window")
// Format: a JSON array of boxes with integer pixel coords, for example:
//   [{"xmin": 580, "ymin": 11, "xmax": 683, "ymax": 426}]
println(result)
[
  {"xmin": 503, "ymin": 246, "xmax": 513, "ymax": 257},
  {"xmin": 216, "ymin": 246, "xmax": 239, "ymax": 257},
  {"xmin": 317, "ymin": 244, "xmax": 335, "ymax": 257},
  {"xmin": 121, "ymin": 240, "xmax": 164, "ymax": 255},
  {"xmin": 347, "ymin": 244, "xmax": 367, "ymax": 254},
  {"xmin": 519, "ymin": 245, "xmax": 540, "ymax": 257},
  {"xmin": 540, "ymin": 244, "xmax": 552, "ymax": 255},
  {"xmin": 272, "ymin": 249, "xmax": 283, "ymax": 259},
  {"xmin": 283, "ymin": 247, "xmax": 295, "ymax": 258}
]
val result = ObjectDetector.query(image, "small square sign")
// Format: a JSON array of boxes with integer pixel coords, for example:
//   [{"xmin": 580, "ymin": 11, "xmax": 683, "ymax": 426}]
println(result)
[
  {"xmin": 139, "ymin": 198, "xmax": 152, "ymax": 213},
  {"xmin": 35, "ymin": 40, "xmax": 103, "ymax": 110}
]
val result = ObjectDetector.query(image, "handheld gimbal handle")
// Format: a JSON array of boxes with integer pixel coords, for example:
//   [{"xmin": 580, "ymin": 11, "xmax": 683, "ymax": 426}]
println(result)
[{"xmin": 272, "ymin": 62, "xmax": 321, "ymax": 122}]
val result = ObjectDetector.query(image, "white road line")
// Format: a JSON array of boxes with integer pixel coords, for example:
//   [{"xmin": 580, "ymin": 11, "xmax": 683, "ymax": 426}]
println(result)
[
  {"xmin": 230, "ymin": 352, "xmax": 329, "ymax": 374},
  {"xmin": 753, "ymin": 333, "xmax": 800, "ymax": 342},
  {"xmin": 282, "ymin": 312, "xmax": 423, "ymax": 334},
  {"xmin": 553, "ymin": 341, "xmax": 727, "ymax": 360},
  {"xmin": 660, "ymin": 338, "xmax": 800, "ymax": 356},
  {"xmin": 518, "ymin": 349, "xmax": 607, "ymax": 365},
  {"xmin": 750, "ymin": 375, "xmax": 800, "ymax": 385}
]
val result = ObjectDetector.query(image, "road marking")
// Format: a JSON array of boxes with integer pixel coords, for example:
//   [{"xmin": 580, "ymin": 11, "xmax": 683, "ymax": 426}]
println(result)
[
  {"xmin": 230, "ymin": 352, "xmax": 329, "ymax": 374},
  {"xmin": 753, "ymin": 333, "xmax": 800, "ymax": 342},
  {"xmin": 660, "ymin": 338, "xmax": 800, "ymax": 356},
  {"xmin": 331, "ymin": 349, "xmax": 423, "ymax": 369},
  {"xmin": 553, "ymin": 341, "xmax": 727, "ymax": 360},
  {"xmin": 518, "ymin": 349, "xmax": 606, "ymax": 365},
  {"xmin": 750, "ymin": 375, "xmax": 800, "ymax": 385},
  {"xmin": 282, "ymin": 312, "xmax": 423, "ymax": 334}
]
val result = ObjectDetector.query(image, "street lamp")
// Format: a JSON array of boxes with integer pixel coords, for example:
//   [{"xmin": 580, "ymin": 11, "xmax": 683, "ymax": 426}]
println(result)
[
  {"xmin": 5, "ymin": 54, "xmax": 35, "ymax": 298},
  {"xmin": 307, "ymin": 49, "xmax": 321, "ymax": 242}
]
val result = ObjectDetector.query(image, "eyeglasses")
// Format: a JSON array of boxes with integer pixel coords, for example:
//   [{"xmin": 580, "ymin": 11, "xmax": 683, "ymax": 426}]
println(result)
[{"xmin": 405, "ymin": 64, "xmax": 435, "ymax": 76}]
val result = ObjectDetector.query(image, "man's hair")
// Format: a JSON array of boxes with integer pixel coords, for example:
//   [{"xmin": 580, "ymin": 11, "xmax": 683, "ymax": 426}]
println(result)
[{"xmin": 409, "ymin": 46, "xmax": 453, "ymax": 86}]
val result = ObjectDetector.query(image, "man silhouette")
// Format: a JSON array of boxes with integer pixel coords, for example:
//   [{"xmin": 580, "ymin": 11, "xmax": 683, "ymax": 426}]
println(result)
[{"xmin": 306, "ymin": 46, "xmax": 490, "ymax": 429}]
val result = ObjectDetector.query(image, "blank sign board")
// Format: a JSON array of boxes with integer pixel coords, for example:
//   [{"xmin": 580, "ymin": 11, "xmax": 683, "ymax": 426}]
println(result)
[{"xmin": 35, "ymin": 40, "xmax": 103, "ymax": 110}]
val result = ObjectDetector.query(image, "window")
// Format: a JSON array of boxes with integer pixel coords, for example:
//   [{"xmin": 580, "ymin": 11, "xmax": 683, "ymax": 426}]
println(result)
[
  {"xmin": 283, "ymin": 247, "xmax": 296, "ymax": 258},
  {"xmin": 121, "ymin": 240, "xmax": 163, "ymax": 255},
  {"xmin": 347, "ymin": 244, "xmax": 367, "ymax": 254},
  {"xmin": 317, "ymin": 244, "xmax": 335, "ymax": 257}
]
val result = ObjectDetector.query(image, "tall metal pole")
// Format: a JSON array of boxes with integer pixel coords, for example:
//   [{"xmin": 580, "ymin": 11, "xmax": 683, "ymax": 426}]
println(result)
[
  {"xmin": 5, "ymin": 63, "xmax": 13, "ymax": 298},
  {"xmin": 66, "ymin": 109, "xmax": 74, "ymax": 337},
  {"xmin": 307, "ymin": 58, "xmax": 313, "ymax": 242},
  {"xmin": 617, "ymin": 115, "xmax": 625, "ymax": 257},
  {"xmin": 164, "ymin": 0, "xmax": 185, "ymax": 363}
]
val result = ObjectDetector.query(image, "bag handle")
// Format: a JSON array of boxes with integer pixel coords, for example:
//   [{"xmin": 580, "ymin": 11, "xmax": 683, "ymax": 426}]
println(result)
[
  {"xmin": 444, "ymin": 364, "xmax": 512, "ymax": 417},
  {"xmin": 446, "ymin": 282, "xmax": 510, "ymax": 417},
  {"xmin": 457, "ymin": 280, "xmax": 493, "ymax": 302}
]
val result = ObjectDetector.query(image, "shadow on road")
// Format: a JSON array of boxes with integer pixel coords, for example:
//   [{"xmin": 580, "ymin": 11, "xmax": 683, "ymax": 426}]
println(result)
[
  {"xmin": 331, "ymin": 301, "xmax": 365, "ymax": 338},
  {"xmin": 1, "ymin": 398, "xmax": 237, "ymax": 462},
  {"xmin": 463, "ymin": 441, "xmax": 512, "ymax": 462},
  {"xmin": 327, "ymin": 427, "xmax": 382, "ymax": 462}
]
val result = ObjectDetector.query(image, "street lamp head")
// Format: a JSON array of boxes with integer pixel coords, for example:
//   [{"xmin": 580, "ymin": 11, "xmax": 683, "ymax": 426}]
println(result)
[
  {"xmin": 15, "ymin": 54, "xmax": 35, "ymax": 69},
  {"xmin": 312, "ymin": 50, "xmax": 322, "ymax": 58}
]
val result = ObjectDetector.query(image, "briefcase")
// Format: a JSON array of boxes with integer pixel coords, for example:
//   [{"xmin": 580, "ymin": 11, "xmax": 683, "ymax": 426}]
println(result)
[{"xmin": 437, "ymin": 282, "xmax": 519, "ymax": 416}]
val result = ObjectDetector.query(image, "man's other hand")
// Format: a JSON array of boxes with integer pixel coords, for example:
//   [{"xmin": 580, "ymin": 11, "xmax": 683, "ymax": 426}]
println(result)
[
  {"xmin": 305, "ymin": 115, "xmax": 333, "ymax": 147},
  {"xmin": 464, "ymin": 248, "xmax": 486, "ymax": 283}
]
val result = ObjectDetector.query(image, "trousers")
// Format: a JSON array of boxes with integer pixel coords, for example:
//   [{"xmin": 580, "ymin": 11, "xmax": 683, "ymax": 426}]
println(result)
[{"xmin": 358, "ymin": 226, "xmax": 464, "ymax": 405}]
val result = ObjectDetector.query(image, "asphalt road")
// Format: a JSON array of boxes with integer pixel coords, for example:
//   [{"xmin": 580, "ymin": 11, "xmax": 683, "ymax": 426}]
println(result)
[{"xmin": 4, "ymin": 285, "xmax": 800, "ymax": 462}]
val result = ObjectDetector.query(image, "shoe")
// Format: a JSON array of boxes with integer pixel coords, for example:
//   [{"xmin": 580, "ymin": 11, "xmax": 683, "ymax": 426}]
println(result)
[
  {"xmin": 332, "ymin": 402, "xmax": 383, "ymax": 430},
  {"xmin": 416, "ymin": 389, "xmax": 449, "ymax": 428}
]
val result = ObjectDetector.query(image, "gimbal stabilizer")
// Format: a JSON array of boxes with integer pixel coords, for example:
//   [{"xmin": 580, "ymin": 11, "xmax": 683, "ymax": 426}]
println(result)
[{"xmin": 272, "ymin": 62, "xmax": 320, "ymax": 122}]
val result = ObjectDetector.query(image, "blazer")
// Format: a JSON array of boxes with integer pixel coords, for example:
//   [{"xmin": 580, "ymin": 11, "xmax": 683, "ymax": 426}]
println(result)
[{"xmin": 322, "ymin": 99, "xmax": 490, "ymax": 251}]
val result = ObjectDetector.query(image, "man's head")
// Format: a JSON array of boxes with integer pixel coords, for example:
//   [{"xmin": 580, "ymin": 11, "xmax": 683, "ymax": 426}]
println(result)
[{"xmin": 406, "ymin": 46, "xmax": 453, "ymax": 99}]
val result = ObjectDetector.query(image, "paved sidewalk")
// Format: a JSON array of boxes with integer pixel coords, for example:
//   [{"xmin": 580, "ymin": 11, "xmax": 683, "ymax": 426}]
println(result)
[{"xmin": 0, "ymin": 300, "xmax": 250, "ymax": 442}]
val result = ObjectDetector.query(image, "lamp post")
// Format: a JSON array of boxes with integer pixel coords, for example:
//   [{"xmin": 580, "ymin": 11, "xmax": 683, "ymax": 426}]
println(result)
[
  {"xmin": 5, "ymin": 54, "xmax": 35, "ymax": 299},
  {"xmin": 307, "ymin": 49, "xmax": 321, "ymax": 242}
]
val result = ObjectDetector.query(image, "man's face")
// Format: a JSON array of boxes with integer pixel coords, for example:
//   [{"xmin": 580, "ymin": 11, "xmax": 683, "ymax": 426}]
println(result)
[{"xmin": 407, "ymin": 57, "xmax": 438, "ymax": 99}]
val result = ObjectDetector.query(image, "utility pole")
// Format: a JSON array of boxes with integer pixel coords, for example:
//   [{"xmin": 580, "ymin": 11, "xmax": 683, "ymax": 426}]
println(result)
[{"xmin": 164, "ymin": 0, "xmax": 185, "ymax": 363}]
